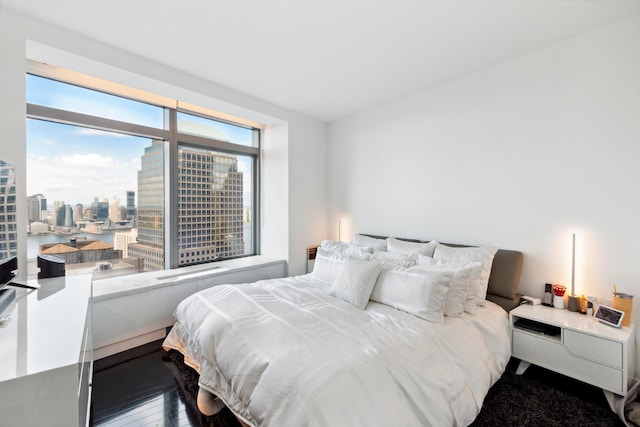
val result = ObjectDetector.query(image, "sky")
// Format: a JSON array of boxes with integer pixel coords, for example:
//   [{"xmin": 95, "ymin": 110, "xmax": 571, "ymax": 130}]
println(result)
[
  {"xmin": 26, "ymin": 75, "xmax": 254, "ymax": 210},
  {"xmin": 27, "ymin": 119, "xmax": 147, "ymax": 207}
]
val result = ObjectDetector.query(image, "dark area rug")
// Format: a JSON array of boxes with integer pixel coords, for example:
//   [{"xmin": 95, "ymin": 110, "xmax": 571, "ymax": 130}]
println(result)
[
  {"xmin": 167, "ymin": 351, "xmax": 625, "ymax": 427},
  {"xmin": 471, "ymin": 359, "xmax": 624, "ymax": 426}
]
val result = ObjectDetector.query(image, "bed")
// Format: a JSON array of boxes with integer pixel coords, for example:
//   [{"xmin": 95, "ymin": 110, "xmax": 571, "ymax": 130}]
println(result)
[{"xmin": 163, "ymin": 235, "xmax": 523, "ymax": 426}]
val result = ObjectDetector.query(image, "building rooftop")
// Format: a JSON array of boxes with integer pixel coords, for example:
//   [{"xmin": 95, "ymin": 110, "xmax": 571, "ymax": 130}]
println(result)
[{"xmin": 41, "ymin": 243, "xmax": 79, "ymax": 254}]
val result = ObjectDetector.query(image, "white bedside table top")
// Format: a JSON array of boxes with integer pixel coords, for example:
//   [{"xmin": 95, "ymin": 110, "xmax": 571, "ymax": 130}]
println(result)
[{"xmin": 511, "ymin": 304, "xmax": 633, "ymax": 342}]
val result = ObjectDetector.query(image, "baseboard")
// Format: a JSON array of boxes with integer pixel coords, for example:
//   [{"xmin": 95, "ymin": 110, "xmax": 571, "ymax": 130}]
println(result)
[
  {"xmin": 94, "ymin": 338, "xmax": 166, "ymax": 372},
  {"xmin": 93, "ymin": 329, "xmax": 167, "ymax": 366}
]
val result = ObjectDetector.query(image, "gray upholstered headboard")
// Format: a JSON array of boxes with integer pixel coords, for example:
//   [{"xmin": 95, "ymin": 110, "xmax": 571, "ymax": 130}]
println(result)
[{"xmin": 362, "ymin": 234, "xmax": 524, "ymax": 312}]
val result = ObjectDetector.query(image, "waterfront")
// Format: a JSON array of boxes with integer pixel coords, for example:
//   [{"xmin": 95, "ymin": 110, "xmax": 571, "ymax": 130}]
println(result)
[{"xmin": 27, "ymin": 223, "xmax": 252, "ymax": 259}]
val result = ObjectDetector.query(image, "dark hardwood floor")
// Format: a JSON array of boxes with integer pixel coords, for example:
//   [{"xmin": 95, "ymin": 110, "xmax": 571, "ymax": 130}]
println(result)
[{"xmin": 92, "ymin": 342, "xmax": 205, "ymax": 427}]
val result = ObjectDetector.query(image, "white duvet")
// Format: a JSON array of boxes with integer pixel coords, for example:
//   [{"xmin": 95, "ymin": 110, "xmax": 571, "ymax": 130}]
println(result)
[{"xmin": 163, "ymin": 274, "xmax": 511, "ymax": 427}]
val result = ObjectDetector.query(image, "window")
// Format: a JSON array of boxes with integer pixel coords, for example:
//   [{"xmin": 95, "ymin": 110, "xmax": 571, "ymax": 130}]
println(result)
[{"xmin": 26, "ymin": 71, "xmax": 259, "ymax": 279}]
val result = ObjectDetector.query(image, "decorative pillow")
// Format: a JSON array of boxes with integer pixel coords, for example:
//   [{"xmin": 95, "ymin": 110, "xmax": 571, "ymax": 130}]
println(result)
[
  {"xmin": 312, "ymin": 248, "xmax": 347, "ymax": 283},
  {"xmin": 352, "ymin": 234, "xmax": 387, "ymax": 252},
  {"xmin": 313, "ymin": 248, "xmax": 371, "ymax": 284},
  {"xmin": 370, "ymin": 267, "xmax": 453, "ymax": 323},
  {"xmin": 386, "ymin": 237, "xmax": 438, "ymax": 257},
  {"xmin": 372, "ymin": 250, "xmax": 417, "ymax": 268},
  {"xmin": 432, "ymin": 244, "xmax": 499, "ymax": 306},
  {"xmin": 328, "ymin": 257, "xmax": 383, "ymax": 309},
  {"xmin": 411, "ymin": 259, "xmax": 481, "ymax": 317}
]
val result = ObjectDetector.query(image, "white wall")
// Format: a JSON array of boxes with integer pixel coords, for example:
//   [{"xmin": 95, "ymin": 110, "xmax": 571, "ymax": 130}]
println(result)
[
  {"xmin": 329, "ymin": 15, "xmax": 640, "ymax": 315},
  {"xmin": 0, "ymin": 6, "xmax": 327, "ymax": 276}
]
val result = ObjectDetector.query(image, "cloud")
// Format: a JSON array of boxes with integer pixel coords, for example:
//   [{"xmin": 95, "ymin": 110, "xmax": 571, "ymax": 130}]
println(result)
[
  {"xmin": 27, "ymin": 153, "xmax": 139, "ymax": 206},
  {"xmin": 57, "ymin": 153, "xmax": 122, "ymax": 169},
  {"xmin": 73, "ymin": 128, "xmax": 129, "ymax": 138}
]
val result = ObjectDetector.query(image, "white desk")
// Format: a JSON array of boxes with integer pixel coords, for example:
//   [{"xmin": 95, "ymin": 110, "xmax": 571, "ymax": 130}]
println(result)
[{"xmin": 0, "ymin": 274, "xmax": 93, "ymax": 427}]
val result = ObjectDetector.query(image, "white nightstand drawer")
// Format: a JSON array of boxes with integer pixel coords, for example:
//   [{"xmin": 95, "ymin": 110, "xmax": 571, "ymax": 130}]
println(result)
[
  {"xmin": 513, "ymin": 331, "xmax": 623, "ymax": 393},
  {"xmin": 564, "ymin": 329, "xmax": 622, "ymax": 368}
]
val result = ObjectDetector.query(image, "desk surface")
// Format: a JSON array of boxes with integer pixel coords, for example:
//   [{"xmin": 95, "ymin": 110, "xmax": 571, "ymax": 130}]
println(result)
[{"xmin": 0, "ymin": 274, "xmax": 92, "ymax": 382}]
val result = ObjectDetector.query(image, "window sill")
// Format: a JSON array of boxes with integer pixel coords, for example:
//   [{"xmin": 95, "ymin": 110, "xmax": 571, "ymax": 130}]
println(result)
[{"xmin": 92, "ymin": 255, "xmax": 287, "ymax": 302}]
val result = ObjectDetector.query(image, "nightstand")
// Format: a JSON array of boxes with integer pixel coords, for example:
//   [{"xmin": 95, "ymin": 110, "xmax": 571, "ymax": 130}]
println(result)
[{"xmin": 510, "ymin": 304, "xmax": 636, "ymax": 396}]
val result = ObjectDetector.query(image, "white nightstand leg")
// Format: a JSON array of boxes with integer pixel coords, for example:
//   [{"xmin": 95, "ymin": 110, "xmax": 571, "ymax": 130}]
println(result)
[
  {"xmin": 602, "ymin": 390, "xmax": 615, "ymax": 412},
  {"xmin": 515, "ymin": 360, "xmax": 530, "ymax": 375}
]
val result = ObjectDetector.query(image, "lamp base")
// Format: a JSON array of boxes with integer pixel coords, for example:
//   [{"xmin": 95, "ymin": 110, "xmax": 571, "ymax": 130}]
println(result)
[{"xmin": 567, "ymin": 295, "xmax": 580, "ymax": 312}]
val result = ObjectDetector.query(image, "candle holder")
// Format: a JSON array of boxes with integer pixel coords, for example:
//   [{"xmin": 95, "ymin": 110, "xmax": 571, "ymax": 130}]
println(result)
[{"xmin": 567, "ymin": 295, "xmax": 580, "ymax": 312}]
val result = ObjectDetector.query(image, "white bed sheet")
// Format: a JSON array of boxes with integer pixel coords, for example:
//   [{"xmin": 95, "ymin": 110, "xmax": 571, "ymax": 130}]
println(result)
[{"xmin": 163, "ymin": 274, "xmax": 511, "ymax": 427}]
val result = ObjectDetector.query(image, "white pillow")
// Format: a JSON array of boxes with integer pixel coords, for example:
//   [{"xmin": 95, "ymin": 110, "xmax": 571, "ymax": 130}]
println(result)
[
  {"xmin": 372, "ymin": 250, "xmax": 417, "ymax": 268},
  {"xmin": 345, "ymin": 245, "xmax": 374, "ymax": 257},
  {"xmin": 386, "ymin": 237, "xmax": 438, "ymax": 257},
  {"xmin": 320, "ymin": 239, "xmax": 349, "ymax": 254},
  {"xmin": 352, "ymin": 234, "xmax": 387, "ymax": 252},
  {"xmin": 313, "ymin": 248, "xmax": 371, "ymax": 284},
  {"xmin": 328, "ymin": 257, "xmax": 383, "ymax": 309},
  {"xmin": 411, "ymin": 259, "xmax": 481, "ymax": 317},
  {"xmin": 320, "ymin": 240, "xmax": 373, "ymax": 257},
  {"xmin": 370, "ymin": 267, "xmax": 453, "ymax": 323},
  {"xmin": 432, "ymin": 244, "xmax": 499, "ymax": 306},
  {"xmin": 311, "ymin": 248, "xmax": 347, "ymax": 283}
]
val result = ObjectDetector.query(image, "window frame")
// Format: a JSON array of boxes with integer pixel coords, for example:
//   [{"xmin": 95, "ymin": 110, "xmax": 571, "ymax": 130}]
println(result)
[{"xmin": 25, "ymin": 68, "xmax": 260, "ymax": 272}]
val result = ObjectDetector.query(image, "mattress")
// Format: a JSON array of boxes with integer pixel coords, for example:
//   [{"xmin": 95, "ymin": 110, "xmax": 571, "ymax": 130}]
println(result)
[{"xmin": 163, "ymin": 274, "xmax": 511, "ymax": 427}]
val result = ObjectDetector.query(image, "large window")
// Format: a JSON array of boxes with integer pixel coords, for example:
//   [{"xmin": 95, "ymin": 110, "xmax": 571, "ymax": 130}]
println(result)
[{"xmin": 26, "ymin": 71, "xmax": 259, "ymax": 279}]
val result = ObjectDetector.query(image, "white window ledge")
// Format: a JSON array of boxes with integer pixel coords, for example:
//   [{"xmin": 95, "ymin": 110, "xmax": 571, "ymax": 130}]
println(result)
[{"xmin": 92, "ymin": 255, "xmax": 287, "ymax": 302}]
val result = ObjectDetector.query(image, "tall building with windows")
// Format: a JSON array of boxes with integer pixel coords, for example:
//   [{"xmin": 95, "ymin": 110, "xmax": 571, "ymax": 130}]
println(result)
[
  {"xmin": 126, "ymin": 190, "xmax": 136, "ymax": 220},
  {"xmin": 73, "ymin": 203, "xmax": 83, "ymax": 222},
  {"xmin": 177, "ymin": 146, "xmax": 245, "ymax": 265},
  {"xmin": 128, "ymin": 140, "xmax": 164, "ymax": 271},
  {"xmin": 114, "ymin": 228, "xmax": 138, "ymax": 259},
  {"xmin": 56, "ymin": 203, "xmax": 70, "ymax": 227},
  {"xmin": 64, "ymin": 204, "xmax": 73, "ymax": 227},
  {"xmin": 109, "ymin": 197, "xmax": 121, "ymax": 222},
  {"xmin": 92, "ymin": 198, "xmax": 109, "ymax": 221},
  {"xmin": 0, "ymin": 161, "xmax": 17, "ymax": 259},
  {"xmin": 27, "ymin": 193, "xmax": 46, "ymax": 222}
]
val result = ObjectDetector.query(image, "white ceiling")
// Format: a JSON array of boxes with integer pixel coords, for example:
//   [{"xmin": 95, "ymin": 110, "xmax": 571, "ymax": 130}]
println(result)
[{"xmin": 3, "ymin": 0, "xmax": 639, "ymax": 122}]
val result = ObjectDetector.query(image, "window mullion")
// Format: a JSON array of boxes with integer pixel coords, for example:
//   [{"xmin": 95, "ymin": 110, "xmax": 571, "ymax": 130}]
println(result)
[
  {"xmin": 27, "ymin": 104, "xmax": 171, "ymax": 141},
  {"xmin": 168, "ymin": 108, "xmax": 179, "ymax": 269}
]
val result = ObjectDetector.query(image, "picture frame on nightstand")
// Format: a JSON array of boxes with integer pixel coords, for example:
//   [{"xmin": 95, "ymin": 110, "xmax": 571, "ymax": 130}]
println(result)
[{"xmin": 594, "ymin": 304, "xmax": 624, "ymax": 328}]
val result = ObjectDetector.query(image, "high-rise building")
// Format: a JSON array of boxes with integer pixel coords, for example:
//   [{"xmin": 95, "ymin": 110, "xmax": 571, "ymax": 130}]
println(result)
[
  {"xmin": 91, "ymin": 198, "xmax": 109, "ymax": 220},
  {"xmin": 128, "ymin": 140, "xmax": 165, "ymax": 271},
  {"xmin": 73, "ymin": 203, "xmax": 83, "ymax": 222},
  {"xmin": 53, "ymin": 200, "xmax": 64, "ymax": 225},
  {"xmin": 56, "ymin": 204, "xmax": 66, "ymax": 226},
  {"xmin": 127, "ymin": 142, "xmax": 245, "ymax": 271},
  {"xmin": 27, "ymin": 194, "xmax": 46, "ymax": 222},
  {"xmin": 64, "ymin": 204, "xmax": 73, "ymax": 227},
  {"xmin": 126, "ymin": 190, "xmax": 136, "ymax": 220},
  {"xmin": 109, "ymin": 197, "xmax": 121, "ymax": 222},
  {"xmin": 114, "ymin": 228, "xmax": 138, "ymax": 259},
  {"xmin": 0, "ymin": 161, "xmax": 17, "ymax": 259},
  {"xmin": 177, "ymin": 146, "xmax": 244, "ymax": 265}
]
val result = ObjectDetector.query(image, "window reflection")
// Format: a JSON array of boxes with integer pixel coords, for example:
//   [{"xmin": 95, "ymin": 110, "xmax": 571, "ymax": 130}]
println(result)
[{"xmin": 0, "ymin": 161, "xmax": 17, "ymax": 260}]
